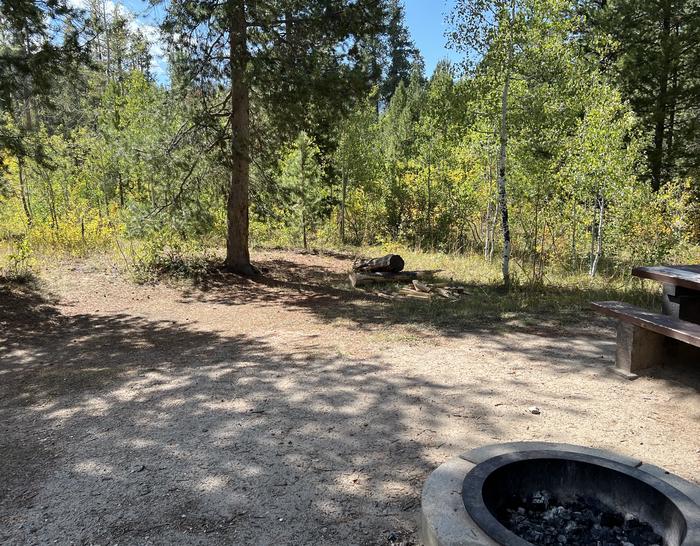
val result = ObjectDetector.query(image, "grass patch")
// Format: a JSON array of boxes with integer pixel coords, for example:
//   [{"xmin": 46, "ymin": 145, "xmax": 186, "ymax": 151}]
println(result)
[
  {"xmin": 0, "ymin": 236, "xmax": 664, "ymax": 334},
  {"xmin": 339, "ymin": 245, "xmax": 661, "ymax": 332}
]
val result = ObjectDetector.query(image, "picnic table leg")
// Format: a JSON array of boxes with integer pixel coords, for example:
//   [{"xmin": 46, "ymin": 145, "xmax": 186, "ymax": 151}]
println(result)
[
  {"xmin": 662, "ymin": 283, "xmax": 700, "ymax": 323},
  {"xmin": 661, "ymin": 283, "xmax": 678, "ymax": 317},
  {"xmin": 615, "ymin": 322, "xmax": 666, "ymax": 377}
]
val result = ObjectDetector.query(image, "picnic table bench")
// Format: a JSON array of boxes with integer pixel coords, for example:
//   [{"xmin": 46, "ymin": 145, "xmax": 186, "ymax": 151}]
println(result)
[{"xmin": 592, "ymin": 265, "xmax": 700, "ymax": 378}]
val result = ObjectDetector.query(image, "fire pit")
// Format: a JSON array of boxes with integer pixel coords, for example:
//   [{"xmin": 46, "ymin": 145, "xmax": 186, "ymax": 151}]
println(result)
[{"xmin": 421, "ymin": 442, "xmax": 700, "ymax": 546}]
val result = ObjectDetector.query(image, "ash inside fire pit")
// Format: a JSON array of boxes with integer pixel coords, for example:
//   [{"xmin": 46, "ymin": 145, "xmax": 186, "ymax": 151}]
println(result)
[{"xmin": 501, "ymin": 490, "xmax": 662, "ymax": 545}]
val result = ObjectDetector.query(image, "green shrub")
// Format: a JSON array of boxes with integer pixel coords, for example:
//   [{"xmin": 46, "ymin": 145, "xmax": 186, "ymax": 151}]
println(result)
[
  {"xmin": 130, "ymin": 231, "xmax": 216, "ymax": 283},
  {"xmin": 1, "ymin": 237, "xmax": 36, "ymax": 283}
]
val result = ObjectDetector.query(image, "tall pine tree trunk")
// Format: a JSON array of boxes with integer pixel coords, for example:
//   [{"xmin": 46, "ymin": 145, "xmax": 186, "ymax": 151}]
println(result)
[
  {"xmin": 224, "ymin": 0, "xmax": 255, "ymax": 275},
  {"xmin": 666, "ymin": 25, "xmax": 679, "ymax": 176},
  {"xmin": 651, "ymin": 1, "xmax": 671, "ymax": 191}
]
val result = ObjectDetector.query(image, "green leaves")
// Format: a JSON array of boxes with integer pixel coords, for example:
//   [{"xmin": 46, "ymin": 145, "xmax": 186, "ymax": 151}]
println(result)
[{"xmin": 579, "ymin": 0, "xmax": 700, "ymax": 187}]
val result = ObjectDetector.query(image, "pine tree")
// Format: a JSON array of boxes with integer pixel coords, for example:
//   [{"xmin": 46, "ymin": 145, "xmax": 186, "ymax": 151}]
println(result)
[
  {"xmin": 160, "ymin": 0, "xmax": 392, "ymax": 275},
  {"xmin": 0, "ymin": 0, "xmax": 85, "ymax": 152},
  {"xmin": 579, "ymin": 0, "xmax": 700, "ymax": 189},
  {"xmin": 380, "ymin": 0, "xmax": 422, "ymax": 104},
  {"xmin": 279, "ymin": 132, "xmax": 324, "ymax": 249},
  {"xmin": 0, "ymin": 0, "xmax": 86, "ymax": 213}
]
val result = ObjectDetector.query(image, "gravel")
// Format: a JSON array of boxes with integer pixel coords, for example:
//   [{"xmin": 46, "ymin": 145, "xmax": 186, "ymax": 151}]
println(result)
[{"xmin": 1, "ymin": 249, "xmax": 698, "ymax": 545}]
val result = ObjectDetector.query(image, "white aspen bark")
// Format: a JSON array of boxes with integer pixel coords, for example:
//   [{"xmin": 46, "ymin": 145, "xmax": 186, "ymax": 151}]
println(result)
[
  {"xmin": 483, "ymin": 159, "xmax": 492, "ymax": 260},
  {"xmin": 590, "ymin": 191, "xmax": 604, "ymax": 277},
  {"xmin": 571, "ymin": 193, "xmax": 577, "ymax": 269},
  {"xmin": 484, "ymin": 201, "xmax": 492, "ymax": 260},
  {"xmin": 497, "ymin": 0, "xmax": 515, "ymax": 287},
  {"xmin": 589, "ymin": 194, "xmax": 596, "ymax": 268},
  {"xmin": 18, "ymin": 158, "xmax": 32, "ymax": 226},
  {"xmin": 340, "ymin": 165, "xmax": 347, "ymax": 244},
  {"xmin": 498, "ymin": 68, "xmax": 512, "ymax": 286},
  {"xmin": 102, "ymin": 0, "xmax": 112, "ymax": 81},
  {"xmin": 488, "ymin": 211, "xmax": 494, "ymax": 259},
  {"xmin": 18, "ymin": 31, "xmax": 34, "ymax": 227},
  {"xmin": 427, "ymin": 152, "xmax": 431, "ymax": 248}
]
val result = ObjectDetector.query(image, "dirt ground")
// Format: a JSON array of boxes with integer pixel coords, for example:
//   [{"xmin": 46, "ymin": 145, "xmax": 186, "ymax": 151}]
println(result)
[{"xmin": 1, "ymin": 249, "xmax": 699, "ymax": 546}]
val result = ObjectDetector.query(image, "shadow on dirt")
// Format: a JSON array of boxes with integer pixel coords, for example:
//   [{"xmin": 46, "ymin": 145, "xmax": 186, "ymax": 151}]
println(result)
[
  {"xmin": 176, "ymin": 252, "xmax": 659, "ymax": 341},
  {"xmin": 1, "ymin": 265, "xmax": 698, "ymax": 545},
  {"xmin": 0, "ymin": 283, "xmax": 462, "ymax": 544}
]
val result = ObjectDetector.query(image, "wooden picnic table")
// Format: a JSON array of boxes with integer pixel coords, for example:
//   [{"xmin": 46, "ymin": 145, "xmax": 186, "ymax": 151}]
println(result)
[
  {"xmin": 632, "ymin": 265, "xmax": 700, "ymax": 323},
  {"xmin": 592, "ymin": 264, "xmax": 700, "ymax": 376}
]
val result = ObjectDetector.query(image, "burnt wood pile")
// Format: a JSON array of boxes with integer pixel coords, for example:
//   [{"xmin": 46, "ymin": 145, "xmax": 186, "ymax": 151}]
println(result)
[
  {"xmin": 349, "ymin": 254, "xmax": 464, "ymax": 300},
  {"xmin": 502, "ymin": 491, "xmax": 663, "ymax": 545}
]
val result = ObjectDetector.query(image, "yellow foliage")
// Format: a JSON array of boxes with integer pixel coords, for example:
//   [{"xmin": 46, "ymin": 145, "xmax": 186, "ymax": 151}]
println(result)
[{"xmin": 25, "ymin": 209, "xmax": 121, "ymax": 255}]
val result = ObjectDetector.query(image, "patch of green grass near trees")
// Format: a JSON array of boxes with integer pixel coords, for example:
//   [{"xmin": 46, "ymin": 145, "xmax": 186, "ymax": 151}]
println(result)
[{"xmin": 1, "ymin": 235, "xmax": 671, "ymax": 332}]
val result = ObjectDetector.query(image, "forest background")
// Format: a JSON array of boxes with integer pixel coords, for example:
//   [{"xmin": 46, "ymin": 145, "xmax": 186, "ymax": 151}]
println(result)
[{"xmin": 1, "ymin": 0, "xmax": 699, "ymax": 286}]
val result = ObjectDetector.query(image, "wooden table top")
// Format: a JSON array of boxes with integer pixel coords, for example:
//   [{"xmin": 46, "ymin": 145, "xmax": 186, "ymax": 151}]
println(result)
[{"xmin": 632, "ymin": 265, "xmax": 700, "ymax": 291}]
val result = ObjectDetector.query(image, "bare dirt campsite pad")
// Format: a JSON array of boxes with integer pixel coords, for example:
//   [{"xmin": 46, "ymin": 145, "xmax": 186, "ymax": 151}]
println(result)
[{"xmin": 1, "ymin": 249, "xmax": 699, "ymax": 545}]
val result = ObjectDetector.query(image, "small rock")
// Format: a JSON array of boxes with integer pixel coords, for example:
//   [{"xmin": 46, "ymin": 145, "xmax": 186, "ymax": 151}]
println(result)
[
  {"xmin": 130, "ymin": 464, "xmax": 146, "ymax": 473},
  {"xmin": 528, "ymin": 406, "xmax": 541, "ymax": 415}
]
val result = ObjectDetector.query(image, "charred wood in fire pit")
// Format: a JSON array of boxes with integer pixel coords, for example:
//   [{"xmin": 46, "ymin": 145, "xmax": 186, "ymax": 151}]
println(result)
[{"xmin": 502, "ymin": 491, "xmax": 663, "ymax": 545}]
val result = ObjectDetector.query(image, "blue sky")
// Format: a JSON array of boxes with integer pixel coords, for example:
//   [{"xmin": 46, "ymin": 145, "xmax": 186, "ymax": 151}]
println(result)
[
  {"xmin": 82, "ymin": 0, "xmax": 461, "ymax": 81},
  {"xmin": 403, "ymin": 0, "xmax": 460, "ymax": 75}
]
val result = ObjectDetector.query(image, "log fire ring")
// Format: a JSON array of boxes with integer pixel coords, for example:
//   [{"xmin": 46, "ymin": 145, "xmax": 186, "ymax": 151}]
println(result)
[{"xmin": 420, "ymin": 442, "xmax": 700, "ymax": 546}]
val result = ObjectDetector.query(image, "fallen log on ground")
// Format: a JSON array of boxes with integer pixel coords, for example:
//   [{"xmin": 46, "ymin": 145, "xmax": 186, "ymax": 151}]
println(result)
[
  {"xmin": 352, "ymin": 254, "xmax": 404, "ymax": 273},
  {"xmin": 349, "ymin": 270, "xmax": 442, "ymax": 288}
]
